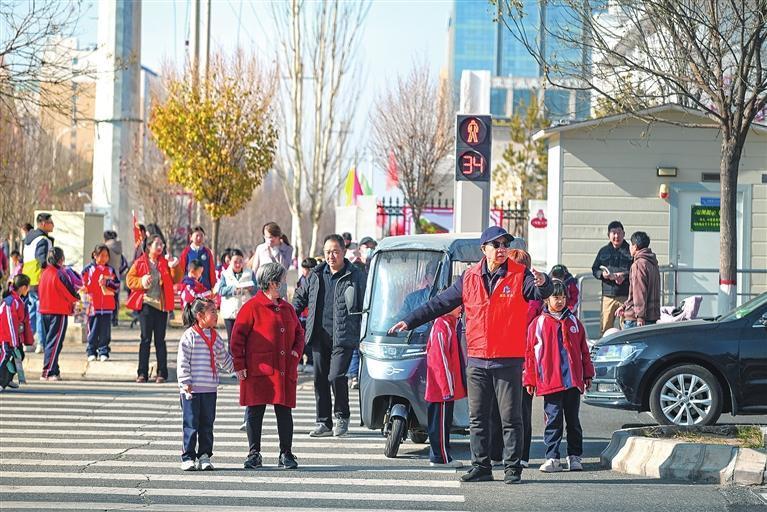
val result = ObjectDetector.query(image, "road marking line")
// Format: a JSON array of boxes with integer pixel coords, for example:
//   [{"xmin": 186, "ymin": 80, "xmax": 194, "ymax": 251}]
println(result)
[
  {"xmin": 0, "ymin": 485, "xmax": 464, "ymax": 502},
  {"xmin": 0, "ymin": 470, "xmax": 461, "ymax": 488},
  {"xmin": 0, "ymin": 429, "xmax": 404, "ymax": 442},
  {"xmin": 0, "ymin": 501, "xmax": 467, "ymax": 512},
  {"xmin": 0, "ymin": 437, "xmax": 391, "ymax": 449}
]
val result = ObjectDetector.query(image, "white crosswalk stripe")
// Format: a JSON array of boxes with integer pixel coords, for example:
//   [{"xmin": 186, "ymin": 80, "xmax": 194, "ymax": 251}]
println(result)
[{"xmin": 0, "ymin": 381, "xmax": 469, "ymax": 511}]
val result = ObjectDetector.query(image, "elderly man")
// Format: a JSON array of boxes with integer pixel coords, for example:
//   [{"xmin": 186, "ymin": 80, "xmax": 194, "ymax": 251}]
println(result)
[
  {"xmin": 293, "ymin": 234, "xmax": 367, "ymax": 438},
  {"xmin": 390, "ymin": 226, "xmax": 552, "ymax": 484}
]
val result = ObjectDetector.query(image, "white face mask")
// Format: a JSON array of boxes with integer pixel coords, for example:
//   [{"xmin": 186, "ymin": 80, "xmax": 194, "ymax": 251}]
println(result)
[{"xmin": 360, "ymin": 247, "xmax": 371, "ymax": 260}]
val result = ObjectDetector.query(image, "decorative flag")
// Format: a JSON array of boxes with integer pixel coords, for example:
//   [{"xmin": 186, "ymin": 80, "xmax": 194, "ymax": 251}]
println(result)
[
  {"xmin": 132, "ymin": 210, "xmax": 143, "ymax": 248},
  {"xmin": 343, "ymin": 167, "xmax": 364, "ymax": 206},
  {"xmin": 359, "ymin": 172, "xmax": 374, "ymax": 196},
  {"xmin": 386, "ymin": 150, "xmax": 399, "ymax": 190}
]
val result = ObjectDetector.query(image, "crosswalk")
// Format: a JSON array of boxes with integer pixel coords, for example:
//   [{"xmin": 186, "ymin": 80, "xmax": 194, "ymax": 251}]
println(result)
[{"xmin": 0, "ymin": 380, "xmax": 469, "ymax": 512}]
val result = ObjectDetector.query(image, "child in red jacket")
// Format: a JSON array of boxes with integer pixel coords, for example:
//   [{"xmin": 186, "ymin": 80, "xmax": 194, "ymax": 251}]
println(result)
[
  {"xmin": 180, "ymin": 259, "xmax": 212, "ymax": 311},
  {"xmin": 425, "ymin": 306, "xmax": 466, "ymax": 468},
  {"xmin": 81, "ymin": 245, "xmax": 120, "ymax": 362},
  {"xmin": 39, "ymin": 247, "xmax": 80, "ymax": 381},
  {"xmin": 524, "ymin": 280, "xmax": 594, "ymax": 473},
  {"xmin": 0, "ymin": 274, "xmax": 34, "ymax": 389}
]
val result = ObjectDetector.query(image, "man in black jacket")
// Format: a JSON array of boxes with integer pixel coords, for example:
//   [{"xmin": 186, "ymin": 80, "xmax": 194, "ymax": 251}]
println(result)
[
  {"xmin": 591, "ymin": 220, "xmax": 633, "ymax": 336},
  {"xmin": 293, "ymin": 234, "xmax": 367, "ymax": 438}
]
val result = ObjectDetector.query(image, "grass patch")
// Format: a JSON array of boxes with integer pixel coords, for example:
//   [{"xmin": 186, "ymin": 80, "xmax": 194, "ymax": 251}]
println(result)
[{"xmin": 641, "ymin": 425, "xmax": 765, "ymax": 448}]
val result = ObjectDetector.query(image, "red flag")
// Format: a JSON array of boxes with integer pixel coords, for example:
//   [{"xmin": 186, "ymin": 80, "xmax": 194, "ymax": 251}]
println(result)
[
  {"xmin": 386, "ymin": 151, "xmax": 399, "ymax": 190},
  {"xmin": 132, "ymin": 211, "xmax": 143, "ymax": 248}
]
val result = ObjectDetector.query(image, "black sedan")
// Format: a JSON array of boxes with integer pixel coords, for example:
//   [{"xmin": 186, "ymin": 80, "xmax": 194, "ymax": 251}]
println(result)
[{"xmin": 584, "ymin": 292, "xmax": 767, "ymax": 426}]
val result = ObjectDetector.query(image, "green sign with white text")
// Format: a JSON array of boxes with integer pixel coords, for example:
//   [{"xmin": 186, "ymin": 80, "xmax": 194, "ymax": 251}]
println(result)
[{"xmin": 691, "ymin": 205, "xmax": 720, "ymax": 232}]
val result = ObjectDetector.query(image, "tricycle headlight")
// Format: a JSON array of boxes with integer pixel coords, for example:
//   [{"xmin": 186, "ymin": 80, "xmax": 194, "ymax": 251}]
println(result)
[
  {"xmin": 359, "ymin": 342, "xmax": 425, "ymax": 360},
  {"xmin": 592, "ymin": 343, "xmax": 646, "ymax": 363}
]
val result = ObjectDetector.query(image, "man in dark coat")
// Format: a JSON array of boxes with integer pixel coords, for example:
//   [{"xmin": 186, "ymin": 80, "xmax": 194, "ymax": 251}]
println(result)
[
  {"xmin": 591, "ymin": 220, "xmax": 633, "ymax": 336},
  {"xmin": 293, "ymin": 234, "xmax": 367, "ymax": 438}
]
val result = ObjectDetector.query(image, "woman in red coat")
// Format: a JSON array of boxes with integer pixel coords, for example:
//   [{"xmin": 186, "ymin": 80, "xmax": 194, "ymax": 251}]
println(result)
[{"xmin": 230, "ymin": 262, "xmax": 304, "ymax": 470}]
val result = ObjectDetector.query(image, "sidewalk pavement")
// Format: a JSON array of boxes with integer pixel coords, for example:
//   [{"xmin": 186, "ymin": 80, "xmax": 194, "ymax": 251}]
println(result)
[{"xmin": 22, "ymin": 317, "xmax": 186, "ymax": 382}]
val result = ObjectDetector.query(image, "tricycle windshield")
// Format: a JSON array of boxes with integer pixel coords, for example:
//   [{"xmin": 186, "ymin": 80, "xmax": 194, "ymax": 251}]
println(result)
[{"xmin": 367, "ymin": 250, "xmax": 445, "ymax": 341}]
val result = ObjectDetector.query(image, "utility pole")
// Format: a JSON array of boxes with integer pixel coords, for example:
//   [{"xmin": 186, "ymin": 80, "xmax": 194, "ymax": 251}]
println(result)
[{"xmin": 188, "ymin": 0, "xmax": 212, "ymax": 226}]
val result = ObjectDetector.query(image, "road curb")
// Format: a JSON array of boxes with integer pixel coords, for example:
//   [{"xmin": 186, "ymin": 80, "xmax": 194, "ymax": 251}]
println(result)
[{"xmin": 601, "ymin": 425, "xmax": 767, "ymax": 485}]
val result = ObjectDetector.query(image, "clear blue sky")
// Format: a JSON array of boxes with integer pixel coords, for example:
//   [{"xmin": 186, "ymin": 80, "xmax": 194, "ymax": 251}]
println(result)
[{"xmin": 74, "ymin": 0, "xmax": 452, "ymax": 191}]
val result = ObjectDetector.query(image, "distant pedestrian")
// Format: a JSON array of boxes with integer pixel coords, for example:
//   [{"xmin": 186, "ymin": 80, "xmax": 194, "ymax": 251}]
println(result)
[
  {"xmin": 618, "ymin": 231, "xmax": 661, "ymax": 328},
  {"xmin": 357, "ymin": 236, "xmax": 377, "ymax": 274},
  {"xmin": 81, "ymin": 245, "xmax": 120, "ymax": 362},
  {"xmin": 425, "ymin": 305, "xmax": 466, "ymax": 468},
  {"xmin": 216, "ymin": 248, "xmax": 232, "ymax": 284},
  {"xmin": 177, "ymin": 297, "xmax": 235, "ymax": 471},
  {"xmin": 127, "ymin": 234, "xmax": 176, "ymax": 383},
  {"xmin": 104, "ymin": 230, "xmax": 128, "ymax": 327},
  {"xmin": 293, "ymin": 234, "xmax": 366, "ymax": 438},
  {"xmin": 22, "ymin": 213, "xmax": 55, "ymax": 353},
  {"xmin": 7, "ymin": 251, "xmax": 22, "ymax": 288},
  {"xmin": 180, "ymin": 226, "xmax": 216, "ymax": 292},
  {"xmin": 214, "ymin": 249, "xmax": 256, "ymax": 343},
  {"xmin": 524, "ymin": 280, "xmax": 594, "ymax": 473},
  {"xmin": 249, "ymin": 222, "xmax": 292, "ymax": 298},
  {"xmin": 550, "ymin": 264, "xmax": 579, "ymax": 315},
  {"xmin": 0, "ymin": 274, "xmax": 34, "ymax": 389},
  {"xmin": 230, "ymin": 262, "xmax": 304, "ymax": 470},
  {"xmin": 591, "ymin": 221, "xmax": 632, "ymax": 336},
  {"xmin": 38, "ymin": 247, "xmax": 79, "ymax": 381}
]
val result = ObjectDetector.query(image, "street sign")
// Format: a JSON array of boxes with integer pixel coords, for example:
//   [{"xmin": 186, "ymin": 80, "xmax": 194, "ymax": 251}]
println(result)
[
  {"xmin": 455, "ymin": 115, "xmax": 491, "ymax": 182},
  {"xmin": 691, "ymin": 205, "xmax": 720, "ymax": 232}
]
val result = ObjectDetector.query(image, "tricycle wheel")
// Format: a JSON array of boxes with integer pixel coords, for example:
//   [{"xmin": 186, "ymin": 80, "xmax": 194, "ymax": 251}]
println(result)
[{"xmin": 384, "ymin": 416, "xmax": 406, "ymax": 458}]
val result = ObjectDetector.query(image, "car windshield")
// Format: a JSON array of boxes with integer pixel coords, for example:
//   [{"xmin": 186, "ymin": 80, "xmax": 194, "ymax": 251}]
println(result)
[
  {"xmin": 366, "ymin": 250, "xmax": 445, "ymax": 342},
  {"xmin": 718, "ymin": 293, "xmax": 767, "ymax": 322}
]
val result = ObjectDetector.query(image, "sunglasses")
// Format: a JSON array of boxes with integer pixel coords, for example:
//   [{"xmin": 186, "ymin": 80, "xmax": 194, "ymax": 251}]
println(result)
[{"xmin": 484, "ymin": 240, "xmax": 510, "ymax": 249}]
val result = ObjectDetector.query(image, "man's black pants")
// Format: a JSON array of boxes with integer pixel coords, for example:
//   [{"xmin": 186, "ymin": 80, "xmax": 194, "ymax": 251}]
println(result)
[
  {"xmin": 466, "ymin": 362, "xmax": 524, "ymax": 472},
  {"xmin": 312, "ymin": 331, "xmax": 354, "ymax": 428}
]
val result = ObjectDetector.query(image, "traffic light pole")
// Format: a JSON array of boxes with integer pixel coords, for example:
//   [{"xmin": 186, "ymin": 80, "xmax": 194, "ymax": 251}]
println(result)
[{"xmin": 454, "ymin": 114, "xmax": 492, "ymax": 233}]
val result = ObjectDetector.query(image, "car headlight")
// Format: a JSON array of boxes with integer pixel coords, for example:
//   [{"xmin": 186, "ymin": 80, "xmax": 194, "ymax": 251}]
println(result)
[
  {"xmin": 592, "ymin": 343, "xmax": 646, "ymax": 363},
  {"xmin": 359, "ymin": 342, "xmax": 426, "ymax": 360}
]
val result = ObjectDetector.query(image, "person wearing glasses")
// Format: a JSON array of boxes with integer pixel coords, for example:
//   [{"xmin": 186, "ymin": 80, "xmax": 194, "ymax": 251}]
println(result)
[
  {"xmin": 389, "ymin": 226, "xmax": 553, "ymax": 485},
  {"xmin": 292, "ymin": 234, "xmax": 367, "ymax": 438}
]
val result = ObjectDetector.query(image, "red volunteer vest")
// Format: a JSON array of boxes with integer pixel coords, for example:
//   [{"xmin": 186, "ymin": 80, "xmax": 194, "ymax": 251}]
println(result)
[{"xmin": 462, "ymin": 258, "xmax": 528, "ymax": 358}]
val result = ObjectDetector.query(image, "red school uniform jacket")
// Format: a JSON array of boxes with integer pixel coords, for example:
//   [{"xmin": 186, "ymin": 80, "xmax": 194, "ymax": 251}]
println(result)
[
  {"xmin": 230, "ymin": 291, "xmax": 305, "ymax": 408},
  {"xmin": 425, "ymin": 315, "xmax": 467, "ymax": 403},
  {"xmin": 82, "ymin": 263, "xmax": 120, "ymax": 314},
  {"xmin": 179, "ymin": 276, "xmax": 212, "ymax": 310},
  {"xmin": 38, "ymin": 265, "xmax": 80, "ymax": 316},
  {"xmin": 0, "ymin": 291, "xmax": 34, "ymax": 347},
  {"xmin": 524, "ymin": 308, "xmax": 595, "ymax": 396}
]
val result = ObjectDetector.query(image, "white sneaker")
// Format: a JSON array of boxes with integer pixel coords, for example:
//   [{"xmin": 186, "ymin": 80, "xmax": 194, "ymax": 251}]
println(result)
[
  {"xmin": 35, "ymin": 345, "xmax": 43, "ymax": 354},
  {"xmin": 87, "ymin": 355, "xmax": 96, "ymax": 362},
  {"xmin": 430, "ymin": 459, "xmax": 463, "ymax": 468},
  {"xmin": 99, "ymin": 355, "xmax": 109, "ymax": 362},
  {"xmin": 567, "ymin": 455, "xmax": 583, "ymax": 471},
  {"xmin": 539, "ymin": 458, "xmax": 563, "ymax": 473},
  {"xmin": 180, "ymin": 460, "xmax": 196, "ymax": 471},
  {"xmin": 197, "ymin": 454, "xmax": 213, "ymax": 471}
]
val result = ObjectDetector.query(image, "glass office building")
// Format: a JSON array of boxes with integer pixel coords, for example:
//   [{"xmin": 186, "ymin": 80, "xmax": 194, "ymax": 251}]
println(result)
[{"xmin": 448, "ymin": 0, "xmax": 589, "ymax": 120}]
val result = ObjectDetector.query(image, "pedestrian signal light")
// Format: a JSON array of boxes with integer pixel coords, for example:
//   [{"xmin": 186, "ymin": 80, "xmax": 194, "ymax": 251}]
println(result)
[{"xmin": 455, "ymin": 115, "xmax": 491, "ymax": 182}]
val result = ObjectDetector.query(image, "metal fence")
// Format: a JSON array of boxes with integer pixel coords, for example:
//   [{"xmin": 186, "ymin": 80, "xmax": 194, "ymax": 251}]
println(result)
[
  {"xmin": 575, "ymin": 267, "xmax": 767, "ymax": 340},
  {"xmin": 376, "ymin": 197, "xmax": 528, "ymax": 238}
]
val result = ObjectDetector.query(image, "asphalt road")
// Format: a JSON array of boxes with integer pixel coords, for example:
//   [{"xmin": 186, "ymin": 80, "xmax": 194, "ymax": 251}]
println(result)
[{"xmin": 1, "ymin": 379, "xmax": 765, "ymax": 512}]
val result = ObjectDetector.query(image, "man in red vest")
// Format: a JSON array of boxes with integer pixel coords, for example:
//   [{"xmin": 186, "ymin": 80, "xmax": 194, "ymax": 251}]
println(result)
[{"xmin": 390, "ymin": 226, "xmax": 552, "ymax": 485}]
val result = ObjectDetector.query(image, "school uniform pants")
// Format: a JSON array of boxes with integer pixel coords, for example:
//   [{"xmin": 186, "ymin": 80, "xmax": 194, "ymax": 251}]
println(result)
[
  {"xmin": 86, "ymin": 314, "xmax": 112, "ymax": 357},
  {"xmin": 180, "ymin": 392, "xmax": 217, "ymax": 461},
  {"xmin": 312, "ymin": 330, "xmax": 353, "ymax": 428},
  {"xmin": 0, "ymin": 342, "xmax": 15, "ymax": 388},
  {"xmin": 137, "ymin": 306, "xmax": 168, "ymax": 379},
  {"xmin": 466, "ymin": 362, "xmax": 524, "ymax": 472},
  {"xmin": 41, "ymin": 314, "xmax": 67, "ymax": 378},
  {"xmin": 246, "ymin": 404, "xmax": 293, "ymax": 455},
  {"xmin": 427, "ymin": 401, "xmax": 455, "ymax": 464},
  {"xmin": 542, "ymin": 387, "xmax": 583, "ymax": 460}
]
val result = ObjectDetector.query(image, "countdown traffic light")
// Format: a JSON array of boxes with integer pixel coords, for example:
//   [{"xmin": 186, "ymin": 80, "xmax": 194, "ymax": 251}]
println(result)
[{"xmin": 455, "ymin": 114, "xmax": 491, "ymax": 182}]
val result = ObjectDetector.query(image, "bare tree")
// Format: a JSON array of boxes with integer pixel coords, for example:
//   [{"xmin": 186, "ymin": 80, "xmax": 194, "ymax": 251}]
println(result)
[
  {"xmin": 273, "ymin": 0, "xmax": 369, "ymax": 260},
  {"xmin": 370, "ymin": 65, "xmax": 453, "ymax": 233},
  {"xmin": 499, "ymin": 0, "xmax": 767, "ymax": 311},
  {"xmin": 0, "ymin": 1, "xmax": 93, "ymax": 122}
]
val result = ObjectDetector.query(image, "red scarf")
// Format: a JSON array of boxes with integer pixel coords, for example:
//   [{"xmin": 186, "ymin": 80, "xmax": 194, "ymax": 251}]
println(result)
[{"xmin": 193, "ymin": 325, "xmax": 218, "ymax": 378}]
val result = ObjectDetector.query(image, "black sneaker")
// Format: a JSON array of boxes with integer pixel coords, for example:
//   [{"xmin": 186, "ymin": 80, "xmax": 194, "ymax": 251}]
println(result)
[
  {"xmin": 460, "ymin": 466, "xmax": 493, "ymax": 482},
  {"xmin": 243, "ymin": 452, "xmax": 263, "ymax": 469},
  {"xmin": 504, "ymin": 470, "xmax": 522, "ymax": 484},
  {"xmin": 278, "ymin": 451, "xmax": 298, "ymax": 470}
]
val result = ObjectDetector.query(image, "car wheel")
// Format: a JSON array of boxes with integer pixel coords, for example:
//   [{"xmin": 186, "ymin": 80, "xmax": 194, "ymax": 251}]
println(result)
[{"xmin": 649, "ymin": 364, "xmax": 722, "ymax": 426}]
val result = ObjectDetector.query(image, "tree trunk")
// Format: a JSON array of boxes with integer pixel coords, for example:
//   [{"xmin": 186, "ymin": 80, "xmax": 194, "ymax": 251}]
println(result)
[
  {"xmin": 309, "ymin": 219, "xmax": 320, "ymax": 259},
  {"xmin": 211, "ymin": 216, "xmax": 221, "ymax": 262},
  {"xmin": 717, "ymin": 137, "xmax": 742, "ymax": 314},
  {"xmin": 289, "ymin": 205, "xmax": 304, "ymax": 263},
  {"xmin": 413, "ymin": 209, "xmax": 424, "ymax": 234}
]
